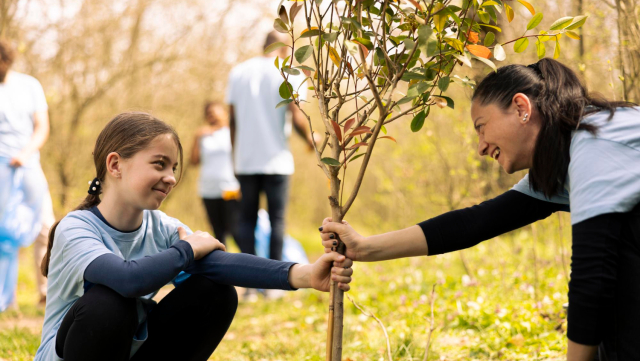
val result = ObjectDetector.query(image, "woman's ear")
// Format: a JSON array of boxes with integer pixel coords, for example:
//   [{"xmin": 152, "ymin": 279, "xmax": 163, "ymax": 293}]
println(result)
[
  {"xmin": 512, "ymin": 93, "xmax": 532, "ymax": 123},
  {"xmin": 105, "ymin": 152, "xmax": 122, "ymax": 179}
]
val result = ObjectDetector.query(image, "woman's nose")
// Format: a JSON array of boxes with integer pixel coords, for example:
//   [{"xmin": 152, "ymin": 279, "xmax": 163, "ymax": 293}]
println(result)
[{"xmin": 477, "ymin": 137, "xmax": 489, "ymax": 157}]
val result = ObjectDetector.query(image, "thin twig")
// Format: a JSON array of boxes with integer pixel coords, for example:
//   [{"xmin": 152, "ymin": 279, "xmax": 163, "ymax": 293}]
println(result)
[
  {"xmin": 346, "ymin": 294, "xmax": 393, "ymax": 361},
  {"xmin": 423, "ymin": 284, "xmax": 437, "ymax": 361}
]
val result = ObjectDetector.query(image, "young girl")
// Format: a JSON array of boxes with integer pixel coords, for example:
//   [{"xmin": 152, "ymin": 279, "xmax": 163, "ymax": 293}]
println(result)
[
  {"xmin": 35, "ymin": 112, "xmax": 353, "ymax": 361},
  {"xmin": 320, "ymin": 58, "xmax": 639, "ymax": 360},
  {"xmin": 190, "ymin": 101, "xmax": 240, "ymax": 245}
]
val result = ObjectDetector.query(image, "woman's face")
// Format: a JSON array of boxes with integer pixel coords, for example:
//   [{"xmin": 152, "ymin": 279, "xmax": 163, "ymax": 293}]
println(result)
[
  {"xmin": 205, "ymin": 105, "xmax": 225, "ymax": 126},
  {"xmin": 470, "ymin": 94, "xmax": 540, "ymax": 174},
  {"xmin": 118, "ymin": 134, "xmax": 179, "ymax": 210}
]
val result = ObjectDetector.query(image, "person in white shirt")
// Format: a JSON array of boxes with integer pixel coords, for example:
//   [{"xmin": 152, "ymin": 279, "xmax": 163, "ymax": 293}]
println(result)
[
  {"xmin": 190, "ymin": 101, "xmax": 240, "ymax": 246},
  {"xmin": 226, "ymin": 31, "xmax": 315, "ymax": 263},
  {"xmin": 0, "ymin": 39, "xmax": 55, "ymax": 309}
]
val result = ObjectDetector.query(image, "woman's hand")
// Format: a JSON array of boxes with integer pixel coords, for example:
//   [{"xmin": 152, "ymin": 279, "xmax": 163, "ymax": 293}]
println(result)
[
  {"xmin": 288, "ymin": 252, "xmax": 353, "ymax": 291},
  {"xmin": 178, "ymin": 227, "xmax": 226, "ymax": 260},
  {"xmin": 319, "ymin": 218, "xmax": 366, "ymax": 261}
]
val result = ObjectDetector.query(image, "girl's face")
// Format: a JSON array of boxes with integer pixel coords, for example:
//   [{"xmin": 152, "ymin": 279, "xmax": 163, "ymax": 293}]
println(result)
[
  {"xmin": 119, "ymin": 134, "xmax": 179, "ymax": 210},
  {"xmin": 470, "ymin": 95, "xmax": 540, "ymax": 174}
]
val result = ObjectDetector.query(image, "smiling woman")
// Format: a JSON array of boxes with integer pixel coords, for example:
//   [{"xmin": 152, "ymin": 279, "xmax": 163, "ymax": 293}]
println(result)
[
  {"xmin": 34, "ymin": 112, "xmax": 354, "ymax": 361},
  {"xmin": 320, "ymin": 58, "xmax": 640, "ymax": 361}
]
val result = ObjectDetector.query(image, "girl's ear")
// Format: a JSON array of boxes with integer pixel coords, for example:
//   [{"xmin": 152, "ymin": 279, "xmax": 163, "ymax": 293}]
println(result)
[
  {"xmin": 105, "ymin": 152, "xmax": 122, "ymax": 179},
  {"xmin": 512, "ymin": 93, "xmax": 532, "ymax": 121}
]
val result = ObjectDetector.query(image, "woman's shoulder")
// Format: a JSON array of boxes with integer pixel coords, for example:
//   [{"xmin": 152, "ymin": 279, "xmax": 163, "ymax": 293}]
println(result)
[{"xmin": 573, "ymin": 107, "xmax": 640, "ymax": 148}]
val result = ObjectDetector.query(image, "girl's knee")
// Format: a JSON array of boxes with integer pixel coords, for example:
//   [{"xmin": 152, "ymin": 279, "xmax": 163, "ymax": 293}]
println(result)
[
  {"xmin": 189, "ymin": 275, "xmax": 238, "ymax": 314},
  {"xmin": 76, "ymin": 285, "xmax": 137, "ymax": 326}
]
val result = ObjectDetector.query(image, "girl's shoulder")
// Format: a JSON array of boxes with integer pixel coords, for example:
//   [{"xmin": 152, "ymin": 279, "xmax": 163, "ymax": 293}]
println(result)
[{"xmin": 145, "ymin": 210, "xmax": 193, "ymax": 237}]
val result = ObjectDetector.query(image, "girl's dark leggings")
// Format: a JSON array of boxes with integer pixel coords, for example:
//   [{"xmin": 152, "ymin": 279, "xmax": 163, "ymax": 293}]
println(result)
[{"xmin": 55, "ymin": 275, "xmax": 238, "ymax": 361}]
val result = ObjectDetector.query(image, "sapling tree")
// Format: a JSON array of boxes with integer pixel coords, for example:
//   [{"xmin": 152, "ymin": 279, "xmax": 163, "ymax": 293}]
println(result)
[{"xmin": 267, "ymin": 0, "xmax": 587, "ymax": 359}]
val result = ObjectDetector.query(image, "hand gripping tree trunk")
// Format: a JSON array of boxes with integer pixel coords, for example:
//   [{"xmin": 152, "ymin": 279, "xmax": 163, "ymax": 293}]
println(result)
[{"xmin": 269, "ymin": 1, "xmax": 586, "ymax": 359}]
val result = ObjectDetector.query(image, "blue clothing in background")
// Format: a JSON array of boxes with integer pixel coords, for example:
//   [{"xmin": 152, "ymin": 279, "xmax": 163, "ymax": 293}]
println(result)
[{"xmin": 512, "ymin": 107, "xmax": 640, "ymax": 224}]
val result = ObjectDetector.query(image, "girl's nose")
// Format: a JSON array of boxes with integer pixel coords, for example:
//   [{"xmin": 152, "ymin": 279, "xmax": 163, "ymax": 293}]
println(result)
[{"xmin": 164, "ymin": 173, "xmax": 177, "ymax": 186}]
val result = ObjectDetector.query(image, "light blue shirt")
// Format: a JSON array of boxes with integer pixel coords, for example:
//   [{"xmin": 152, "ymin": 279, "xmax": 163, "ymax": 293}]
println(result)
[
  {"xmin": 198, "ymin": 127, "xmax": 240, "ymax": 198},
  {"xmin": 34, "ymin": 209, "xmax": 192, "ymax": 361},
  {"xmin": 0, "ymin": 71, "xmax": 48, "ymax": 160},
  {"xmin": 512, "ymin": 107, "xmax": 640, "ymax": 225}
]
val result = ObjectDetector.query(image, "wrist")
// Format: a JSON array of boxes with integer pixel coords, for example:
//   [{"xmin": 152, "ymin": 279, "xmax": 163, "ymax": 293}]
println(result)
[{"xmin": 288, "ymin": 264, "xmax": 310, "ymax": 289}]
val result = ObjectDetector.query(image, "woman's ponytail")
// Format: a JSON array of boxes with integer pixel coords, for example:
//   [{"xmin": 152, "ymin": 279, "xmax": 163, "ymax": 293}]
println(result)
[{"xmin": 473, "ymin": 58, "xmax": 636, "ymax": 198}]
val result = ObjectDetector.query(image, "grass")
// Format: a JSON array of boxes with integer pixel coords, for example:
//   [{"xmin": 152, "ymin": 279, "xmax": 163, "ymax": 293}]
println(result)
[{"xmin": 0, "ymin": 221, "xmax": 570, "ymax": 360}]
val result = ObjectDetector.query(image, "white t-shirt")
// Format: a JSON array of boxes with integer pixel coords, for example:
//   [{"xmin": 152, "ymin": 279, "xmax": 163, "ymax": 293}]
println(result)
[
  {"xmin": 226, "ymin": 56, "xmax": 307, "ymax": 175},
  {"xmin": 0, "ymin": 71, "xmax": 48, "ymax": 160},
  {"xmin": 512, "ymin": 107, "xmax": 640, "ymax": 225},
  {"xmin": 198, "ymin": 127, "xmax": 240, "ymax": 198}
]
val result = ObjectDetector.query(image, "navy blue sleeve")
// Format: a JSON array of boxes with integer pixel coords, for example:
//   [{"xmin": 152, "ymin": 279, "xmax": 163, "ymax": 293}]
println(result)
[
  {"xmin": 419, "ymin": 190, "xmax": 563, "ymax": 255},
  {"xmin": 184, "ymin": 251, "xmax": 297, "ymax": 290},
  {"xmin": 83, "ymin": 240, "xmax": 194, "ymax": 298}
]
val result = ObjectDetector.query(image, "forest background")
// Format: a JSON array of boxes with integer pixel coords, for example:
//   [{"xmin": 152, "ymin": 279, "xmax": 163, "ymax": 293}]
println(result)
[{"xmin": 0, "ymin": 0, "xmax": 638, "ymax": 360}]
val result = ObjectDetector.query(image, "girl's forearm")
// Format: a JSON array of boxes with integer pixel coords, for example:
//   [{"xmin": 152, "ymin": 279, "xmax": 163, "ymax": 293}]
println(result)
[
  {"xmin": 567, "ymin": 339, "xmax": 597, "ymax": 361},
  {"xmin": 363, "ymin": 225, "xmax": 428, "ymax": 262}
]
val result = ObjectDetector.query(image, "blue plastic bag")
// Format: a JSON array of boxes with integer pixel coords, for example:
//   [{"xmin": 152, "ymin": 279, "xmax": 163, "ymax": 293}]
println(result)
[
  {"xmin": 0, "ymin": 158, "xmax": 45, "ymax": 311},
  {"xmin": 254, "ymin": 209, "xmax": 309, "ymax": 264}
]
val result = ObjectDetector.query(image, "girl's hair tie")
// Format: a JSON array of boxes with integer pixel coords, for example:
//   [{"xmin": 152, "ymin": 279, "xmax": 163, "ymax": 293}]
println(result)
[{"xmin": 87, "ymin": 177, "xmax": 101, "ymax": 195}]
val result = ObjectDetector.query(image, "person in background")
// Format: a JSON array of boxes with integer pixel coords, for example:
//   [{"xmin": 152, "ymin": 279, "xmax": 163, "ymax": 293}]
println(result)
[
  {"xmin": 190, "ymin": 101, "xmax": 240, "ymax": 246},
  {"xmin": 227, "ymin": 30, "xmax": 316, "ymax": 266},
  {"xmin": 0, "ymin": 38, "xmax": 54, "ymax": 308}
]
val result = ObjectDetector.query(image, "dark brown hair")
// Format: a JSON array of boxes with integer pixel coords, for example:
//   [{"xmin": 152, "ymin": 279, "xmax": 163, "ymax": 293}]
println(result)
[
  {"xmin": 0, "ymin": 39, "xmax": 16, "ymax": 82},
  {"xmin": 41, "ymin": 112, "xmax": 183, "ymax": 277},
  {"xmin": 472, "ymin": 58, "xmax": 636, "ymax": 197}
]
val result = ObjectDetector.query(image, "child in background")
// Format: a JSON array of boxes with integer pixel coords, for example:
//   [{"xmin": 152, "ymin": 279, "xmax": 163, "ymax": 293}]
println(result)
[
  {"xmin": 190, "ymin": 101, "xmax": 240, "ymax": 246},
  {"xmin": 35, "ymin": 112, "xmax": 353, "ymax": 361}
]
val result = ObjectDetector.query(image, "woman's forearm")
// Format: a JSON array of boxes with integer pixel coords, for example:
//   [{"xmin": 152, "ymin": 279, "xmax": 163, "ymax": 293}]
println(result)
[
  {"xmin": 363, "ymin": 225, "xmax": 428, "ymax": 262},
  {"xmin": 567, "ymin": 339, "xmax": 597, "ymax": 361}
]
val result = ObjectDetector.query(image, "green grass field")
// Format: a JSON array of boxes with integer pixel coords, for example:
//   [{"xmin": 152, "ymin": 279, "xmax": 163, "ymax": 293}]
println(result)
[{"xmin": 0, "ymin": 222, "xmax": 570, "ymax": 360}]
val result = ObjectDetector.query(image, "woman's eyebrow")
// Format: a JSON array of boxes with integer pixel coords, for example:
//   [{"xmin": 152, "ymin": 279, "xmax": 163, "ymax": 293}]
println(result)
[{"xmin": 473, "ymin": 116, "xmax": 483, "ymax": 128}]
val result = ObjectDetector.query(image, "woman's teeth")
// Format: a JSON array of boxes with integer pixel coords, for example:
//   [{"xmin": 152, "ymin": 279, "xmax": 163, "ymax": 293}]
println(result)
[{"xmin": 492, "ymin": 148, "xmax": 500, "ymax": 160}]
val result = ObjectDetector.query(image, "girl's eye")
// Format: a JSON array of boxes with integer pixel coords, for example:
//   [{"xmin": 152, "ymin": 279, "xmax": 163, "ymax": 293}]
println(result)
[
  {"xmin": 172, "ymin": 167, "xmax": 178, "ymax": 174},
  {"xmin": 155, "ymin": 161, "xmax": 165, "ymax": 168}
]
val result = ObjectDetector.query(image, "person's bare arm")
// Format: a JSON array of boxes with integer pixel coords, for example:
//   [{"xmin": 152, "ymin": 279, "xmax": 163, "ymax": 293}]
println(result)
[
  {"xmin": 190, "ymin": 130, "xmax": 201, "ymax": 166},
  {"xmin": 567, "ymin": 340, "xmax": 597, "ymax": 361},
  {"xmin": 288, "ymin": 103, "xmax": 314, "ymax": 151},
  {"xmin": 10, "ymin": 110, "xmax": 49, "ymax": 167}
]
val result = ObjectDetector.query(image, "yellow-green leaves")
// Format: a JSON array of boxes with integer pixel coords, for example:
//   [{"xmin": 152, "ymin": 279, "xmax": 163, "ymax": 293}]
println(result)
[
  {"xmin": 549, "ymin": 16, "xmax": 574, "ymax": 31},
  {"xmin": 279, "ymin": 81, "xmax": 293, "ymax": 99},
  {"xmin": 265, "ymin": 42, "xmax": 288, "ymax": 55},
  {"xmin": 411, "ymin": 109, "xmax": 427, "ymax": 132},
  {"xmin": 484, "ymin": 32, "xmax": 495, "ymax": 47},
  {"xmin": 505, "ymin": 4, "xmax": 515, "ymax": 23},
  {"xmin": 514, "ymin": 38, "xmax": 529, "ymax": 53},
  {"xmin": 433, "ymin": 3, "xmax": 448, "ymax": 33},
  {"xmin": 566, "ymin": 15, "xmax": 588, "ymax": 30},
  {"xmin": 536, "ymin": 38, "xmax": 546, "ymax": 59},
  {"xmin": 554, "ymin": 39, "xmax": 561, "ymax": 59},
  {"xmin": 566, "ymin": 30, "xmax": 581, "ymax": 40},
  {"xmin": 527, "ymin": 13, "xmax": 543, "ymax": 30},
  {"xmin": 295, "ymin": 45, "xmax": 313, "ymax": 63},
  {"xmin": 517, "ymin": 0, "xmax": 536, "ymax": 15}
]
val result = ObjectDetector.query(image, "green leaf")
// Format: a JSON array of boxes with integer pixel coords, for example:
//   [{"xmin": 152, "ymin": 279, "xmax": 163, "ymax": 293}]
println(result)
[
  {"xmin": 478, "ymin": 24, "xmax": 502, "ymax": 32},
  {"xmin": 404, "ymin": 39, "xmax": 415, "ymax": 50},
  {"xmin": 481, "ymin": 1, "xmax": 501, "ymax": 7},
  {"xmin": 295, "ymin": 65, "xmax": 315, "ymax": 72},
  {"xmin": 472, "ymin": 54, "xmax": 497, "ymax": 72},
  {"xmin": 439, "ymin": 96, "xmax": 455, "ymax": 109},
  {"xmin": 411, "ymin": 110, "xmax": 427, "ymax": 132},
  {"xmin": 279, "ymin": 81, "xmax": 293, "ymax": 99},
  {"xmin": 536, "ymin": 38, "xmax": 546, "ymax": 59},
  {"xmin": 274, "ymin": 56, "xmax": 279, "ymax": 69},
  {"xmin": 549, "ymin": 16, "xmax": 574, "ymax": 30},
  {"xmin": 300, "ymin": 29, "xmax": 322, "ymax": 38},
  {"xmin": 453, "ymin": 53, "xmax": 472, "ymax": 67},
  {"xmin": 294, "ymin": 45, "xmax": 314, "ymax": 63},
  {"xmin": 323, "ymin": 32, "xmax": 339, "ymax": 42},
  {"xmin": 438, "ymin": 76, "xmax": 450, "ymax": 92},
  {"xmin": 275, "ymin": 99, "xmax": 293, "ymax": 109},
  {"xmin": 397, "ymin": 96, "xmax": 415, "ymax": 105},
  {"xmin": 566, "ymin": 15, "xmax": 588, "ymax": 30},
  {"xmin": 484, "ymin": 32, "xmax": 495, "ymax": 47},
  {"xmin": 478, "ymin": 10, "xmax": 490, "ymax": 24},
  {"xmin": 264, "ymin": 42, "xmax": 288, "ymax": 54},
  {"xmin": 514, "ymin": 38, "xmax": 529, "ymax": 53},
  {"xmin": 417, "ymin": 25, "xmax": 433, "ymax": 51},
  {"xmin": 283, "ymin": 67, "xmax": 300, "ymax": 75},
  {"xmin": 353, "ymin": 37, "xmax": 374, "ymax": 50},
  {"xmin": 321, "ymin": 157, "xmax": 341, "ymax": 166},
  {"xmin": 274, "ymin": 18, "xmax": 289, "ymax": 33},
  {"xmin": 554, "ymin": 38, "xmax": 560, "ymax": 59},
  {"xmin": 348, "ymin": 153, "xmax": 365, "ymax": 163},
  {"xmin": 527, "ymin": 13, "xmax": 543, "ymax": 30}
]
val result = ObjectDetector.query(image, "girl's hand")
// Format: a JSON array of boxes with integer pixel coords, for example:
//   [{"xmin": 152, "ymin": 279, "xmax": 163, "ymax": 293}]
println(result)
[
  {"xmin": 178, "ymin": 227, "xmax": 226, "ymax": 260},
  {"xmin": 319, "ymin": 218, "xmax": 366, "ymax": 261},
  {"xmin": 308, "ymin": 252, "xmax": 353, "ymax": 292}
]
